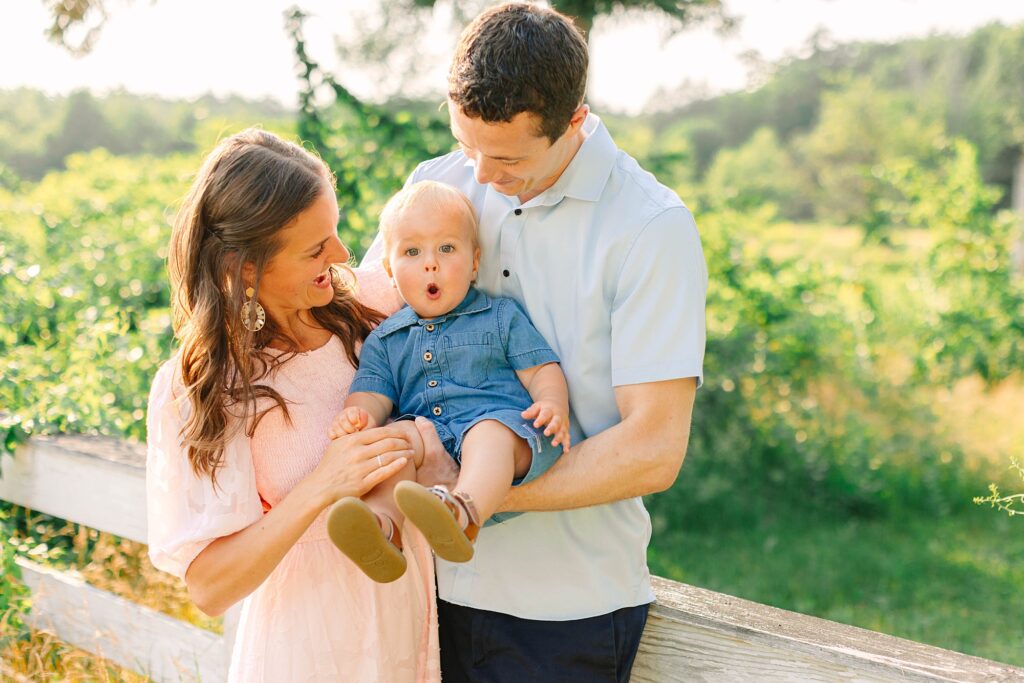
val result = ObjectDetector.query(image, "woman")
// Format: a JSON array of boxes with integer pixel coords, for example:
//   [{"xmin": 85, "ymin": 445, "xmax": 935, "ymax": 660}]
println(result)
[{"xmin": 145, "ymin": 128, "xmax": 440, "ymax": 681}]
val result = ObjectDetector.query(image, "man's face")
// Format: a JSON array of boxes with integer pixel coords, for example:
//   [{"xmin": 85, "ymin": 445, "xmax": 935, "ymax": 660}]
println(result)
[{"xmin": 448, "ymin": 101, "xmax": 587, "ymax": 203}]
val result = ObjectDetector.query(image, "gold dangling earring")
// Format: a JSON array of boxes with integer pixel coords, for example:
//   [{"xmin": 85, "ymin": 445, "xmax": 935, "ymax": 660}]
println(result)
[{"xmin": 241, "ymin": 286, "xmax": 266, "ymax": 332}]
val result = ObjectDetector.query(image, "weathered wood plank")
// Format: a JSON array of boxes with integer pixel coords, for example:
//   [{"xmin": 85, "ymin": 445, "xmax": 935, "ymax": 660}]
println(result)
[
  {"xmin": 0, "ymin": 436, "xmax": 147, "ymax": 543},
  {"xmin": 17, "ymin": 557, "xmax": 228, "ymax": 683},
  {"xmin": 635, "ymin": 577, "xmax": 1024, "ymax": 682},
  {"xmin": 5, "ymin": 436, "xmax": 1023, "ymax": 682}
]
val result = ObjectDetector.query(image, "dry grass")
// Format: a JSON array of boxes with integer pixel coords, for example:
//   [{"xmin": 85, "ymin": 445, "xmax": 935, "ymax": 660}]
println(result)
[
  {"xmin": 1, "ymin": 516, "xmax": 220, "ymax": 679},
  {"xmin": 1, "ymin": 628, "xmax": 152, "ymax": 682}
]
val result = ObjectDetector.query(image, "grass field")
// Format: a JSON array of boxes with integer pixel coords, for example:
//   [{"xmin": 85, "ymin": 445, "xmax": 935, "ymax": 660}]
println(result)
[{"xmin": 649, "ymin": 503, "xmax": 1024, "ymax": 666}]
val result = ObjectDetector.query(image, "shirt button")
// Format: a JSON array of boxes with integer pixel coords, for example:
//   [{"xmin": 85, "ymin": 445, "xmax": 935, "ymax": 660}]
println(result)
[
  {"xmin": 432, "ymin": 406, "xmax": 443, "ymax": 416},
  {"xmin": 428, "ymin": 380, "xmax": 438, "ymax": 388},
  {"xmin": 425, "ymin": 324, "xmax": 435, "ymax": 332},
  {"xmin": 423, "ymin": 351, "xmax": 433, "ymax": 362},
  {"xmin": 514, "ymin": 208, "xmax": 522, "ymax": 216},
  {"xmin": 502, "ymin": 269, "xmax": 510, "ymax": 277}
]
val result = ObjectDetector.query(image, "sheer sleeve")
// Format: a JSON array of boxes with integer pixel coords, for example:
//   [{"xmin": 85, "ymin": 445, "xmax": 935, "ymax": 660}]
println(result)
[
  {"xmin": 354, "ymin": 261, "xmax": 403, "ymax": 316},
  {"xmin": 145, "ymin": 359, "xmax": 263, "ymax": 579}
]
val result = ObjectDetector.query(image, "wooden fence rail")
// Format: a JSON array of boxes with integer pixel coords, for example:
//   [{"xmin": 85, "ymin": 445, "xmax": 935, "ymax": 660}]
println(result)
[{"xmin": 1, "ymin": 435, "xmax": 1022, "ymax": 682}]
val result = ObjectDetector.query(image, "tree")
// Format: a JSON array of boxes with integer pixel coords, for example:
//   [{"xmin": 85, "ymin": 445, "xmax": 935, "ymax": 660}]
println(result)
[
  {"xmin": 41, "ymin": 0, "xmax": 122, "ymax": 56},
  {"xmin": 701, "ymin": 127, "xmax": 812, "ymax": 218}
]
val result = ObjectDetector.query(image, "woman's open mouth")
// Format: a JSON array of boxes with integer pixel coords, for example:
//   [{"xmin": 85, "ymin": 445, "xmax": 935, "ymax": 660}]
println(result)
[
  {"xmin": 313, "ymin": 272, "xmax": 332, "ymax": 289},
  {"xmin": 426, "ymin": 283, "xmax": 441, "ymax": 300}
]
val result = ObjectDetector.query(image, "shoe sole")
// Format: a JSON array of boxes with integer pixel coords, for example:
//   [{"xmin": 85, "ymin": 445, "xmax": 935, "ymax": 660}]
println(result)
[
  {"xmin": 326, "ymin": 497, "xmax": 407, "ymax": 583},
  {"xmin": 394, "ymin": 481, "xmax": 474, "ymax": 563}
]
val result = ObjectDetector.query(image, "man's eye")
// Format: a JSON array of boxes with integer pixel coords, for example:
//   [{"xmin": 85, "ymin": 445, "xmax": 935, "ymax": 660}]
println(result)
[
  {"xmin": 405, "ymin": 247, "xmax": 419, "ymax": 256},
  {"xmin": 439, "ymin": 244, "xmax": 455, "ymax": 254}
]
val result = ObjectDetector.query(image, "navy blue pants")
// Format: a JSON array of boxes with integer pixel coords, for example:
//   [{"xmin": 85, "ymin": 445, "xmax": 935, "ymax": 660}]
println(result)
[{"xmin": 438, "ymin": 599, "xmax": 650, "ymax": 682}]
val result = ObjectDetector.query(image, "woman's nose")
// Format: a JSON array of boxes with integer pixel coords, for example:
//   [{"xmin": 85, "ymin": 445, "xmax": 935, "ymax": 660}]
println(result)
[{"xmin": 329, "ymin": 235, "xmax": 349, "ymax": 263}]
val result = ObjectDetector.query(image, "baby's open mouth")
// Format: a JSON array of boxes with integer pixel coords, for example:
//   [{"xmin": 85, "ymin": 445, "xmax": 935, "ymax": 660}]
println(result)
[{"xmin": 426, "ymin": 283, "xmax": 440, "ymax": 298}]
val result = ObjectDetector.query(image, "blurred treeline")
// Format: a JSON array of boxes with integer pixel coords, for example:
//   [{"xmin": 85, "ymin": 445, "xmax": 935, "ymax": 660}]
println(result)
[
  {"xmin": 2, "ymin": 16, "xmax": 1024, "ymax": 666},
  {"xmin": 0, "ymin": 89, "xmax": 292, "ymax": 181}
]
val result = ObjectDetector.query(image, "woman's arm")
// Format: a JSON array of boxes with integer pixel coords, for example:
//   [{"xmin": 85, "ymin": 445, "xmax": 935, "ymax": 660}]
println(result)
[{"xmin": 184, "ymin": 426, "xmax": 413, "ymax": 616}]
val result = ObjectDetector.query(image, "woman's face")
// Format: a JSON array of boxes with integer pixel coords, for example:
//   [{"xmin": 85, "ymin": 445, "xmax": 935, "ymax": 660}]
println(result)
[{"xmin": 254, "ymin": 185, "xmax": 349, "ymax": 323}]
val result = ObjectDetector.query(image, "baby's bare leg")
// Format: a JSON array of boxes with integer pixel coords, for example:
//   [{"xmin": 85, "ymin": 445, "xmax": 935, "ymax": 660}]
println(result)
[
  {"xmin": 361, "ymin": 421, "xmax": 425, "ymax": 532},
  {"xmin": 457, "ymin": 420, "xmax": 532, "ymax": 521}
]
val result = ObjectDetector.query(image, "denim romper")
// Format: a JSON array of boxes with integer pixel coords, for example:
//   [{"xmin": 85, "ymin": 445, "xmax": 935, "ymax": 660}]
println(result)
[{"xmin": 350, "ymin": 288, "xmax": 562, "ymax": 519}]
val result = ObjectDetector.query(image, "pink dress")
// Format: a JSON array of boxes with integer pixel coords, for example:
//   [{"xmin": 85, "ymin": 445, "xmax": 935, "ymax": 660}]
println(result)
[{"xmin": 146, "ymin": 267, "xmax": 440, "ymax": 682}]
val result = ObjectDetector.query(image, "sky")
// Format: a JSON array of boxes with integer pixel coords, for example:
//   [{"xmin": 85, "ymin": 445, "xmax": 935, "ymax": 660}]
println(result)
[{"xmin": 3, "ymin": 0, "xmax": 1024, "ymax": 115}]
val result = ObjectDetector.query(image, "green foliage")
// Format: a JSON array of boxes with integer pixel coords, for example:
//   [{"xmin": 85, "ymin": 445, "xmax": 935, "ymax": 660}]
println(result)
[
  {"xmin": 655, "ymin": 22, "xmax": 1024, "ymax": 218},
  {"xmin": 0, "ymin": 150, "xmax": 190, "ymax": 450},
  {"xmin": 974, "ymin": 459, "xmax": 1024, "ymax": 517},
  {"xmin": 287, "ymin": 9, "xmax": 454, "ymax": 257},
  {"xmin": 870, "ymin": 139, "xmax": 1024, "ymax": 383},
  {"xmin": 656, "ymin": 206, "xmax": 978, "ymax": 529},
  {"xmin": 795, "ymin": 77, "xmax": 946, "ymax": 228},
  {"xmin": 0, "ymin": 506, "xmax": 31, "ymax": 645},
  {"xmin": 701, "ymin": 127, "xmax": 812, "ymax": 218}
]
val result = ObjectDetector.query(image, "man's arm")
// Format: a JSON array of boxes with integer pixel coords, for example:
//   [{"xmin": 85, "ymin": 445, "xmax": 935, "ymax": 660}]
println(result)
[{"xmin": 496, "ymin": 377, "xmax": 696, "ymax": 512}]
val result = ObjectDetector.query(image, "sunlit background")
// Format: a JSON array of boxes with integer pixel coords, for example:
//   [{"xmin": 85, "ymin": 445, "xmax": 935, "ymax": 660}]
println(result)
[{"xmin": 1, "ymin": 1, "xmax": 1023, "ymax": 679}]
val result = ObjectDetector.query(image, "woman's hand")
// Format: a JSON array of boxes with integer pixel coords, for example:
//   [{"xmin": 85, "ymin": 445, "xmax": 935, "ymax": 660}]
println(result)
[{"xmin": 308, "ymin": 425, "xmax": 414, "ymax": 508}]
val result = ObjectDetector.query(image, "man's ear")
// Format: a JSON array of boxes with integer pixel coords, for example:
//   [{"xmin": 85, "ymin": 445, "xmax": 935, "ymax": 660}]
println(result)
[{"xmin": 567, "ymin": 104, "xmax": 589, "ymax": 135}]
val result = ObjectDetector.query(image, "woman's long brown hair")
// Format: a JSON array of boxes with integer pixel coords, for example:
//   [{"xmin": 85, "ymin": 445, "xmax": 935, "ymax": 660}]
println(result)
[{"xmin": 168, "ymin": 128, "xmax": 383, "ymax": 484}]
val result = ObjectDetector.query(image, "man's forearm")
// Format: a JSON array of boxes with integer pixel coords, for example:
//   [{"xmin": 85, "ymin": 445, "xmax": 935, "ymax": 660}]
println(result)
[{"xmin": 498, "ymin": 377, "xmax": 696, "ymax": 512}]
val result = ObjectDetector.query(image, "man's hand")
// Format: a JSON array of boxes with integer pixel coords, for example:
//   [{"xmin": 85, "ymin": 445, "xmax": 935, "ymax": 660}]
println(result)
[
  {"xmin": 328, "ymin": 406, "xmax": 375, "ymax": 440},
  {"xmin": 522, "ymin": 399, "xmax": 571, "ymax": 453},
  {"xmin": 412, "ymin": 416, "xmax": 459, "ymax": 489}
]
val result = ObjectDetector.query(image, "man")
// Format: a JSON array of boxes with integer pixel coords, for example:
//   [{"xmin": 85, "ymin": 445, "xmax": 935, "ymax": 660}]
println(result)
[{"xmin": 366, "ymin": 3, "xmax": 706, "ymax": 680}]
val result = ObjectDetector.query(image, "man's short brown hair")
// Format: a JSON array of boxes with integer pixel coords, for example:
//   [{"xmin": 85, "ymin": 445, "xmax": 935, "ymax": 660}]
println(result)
[{"xmin": 448, "ymin": 2, "xmax": 588, "ymax": 144}]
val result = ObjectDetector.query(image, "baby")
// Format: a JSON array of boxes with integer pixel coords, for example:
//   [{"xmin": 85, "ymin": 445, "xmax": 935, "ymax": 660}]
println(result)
[{"xmin": 326, "ymin": 180, "xmax": 570, "ymax": 583}]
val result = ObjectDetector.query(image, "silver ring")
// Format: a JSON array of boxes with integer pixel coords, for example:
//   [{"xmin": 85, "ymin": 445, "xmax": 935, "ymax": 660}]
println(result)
[{"xmin": 377, "ymin": 455, "xmax": 384, "ymax": 468}]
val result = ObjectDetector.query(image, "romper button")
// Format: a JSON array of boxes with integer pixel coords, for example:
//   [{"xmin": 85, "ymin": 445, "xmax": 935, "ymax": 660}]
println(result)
[
  {"xmin": 423, "ymin": 351, "xmax": 433, "ymax": 362},
  {"xmin": 502, "ymin": 269, "xmax": 510, "ymax": 277},
  {"xmin": 432, "ymin": 406, "xmax": 442, "ymax": 416},
  {"xmin": 428, "ymin": 380, "xmax": 438, "ymax": 387},
  {"xmin": 514, "ymin": 208, "xmax": 522, "ymax": 216},
  {"xmin": 425, "ymin": 324, "xmax": 435, "ymax": 332}
]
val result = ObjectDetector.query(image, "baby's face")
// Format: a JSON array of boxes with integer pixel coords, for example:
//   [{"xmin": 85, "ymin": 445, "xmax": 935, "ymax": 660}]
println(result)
[{"xmin": 383, "ymin": 201, "xmax": 480, "ymax": 320}]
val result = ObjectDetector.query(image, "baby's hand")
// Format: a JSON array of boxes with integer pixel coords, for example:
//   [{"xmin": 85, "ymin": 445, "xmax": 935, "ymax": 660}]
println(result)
[
  {"xmin": 521, "ymin": 400, "xmax": 571, "ymax": 453},
  {"xmin": 328, "ymin": 406, "xmax": 374, "ymax": 440}
]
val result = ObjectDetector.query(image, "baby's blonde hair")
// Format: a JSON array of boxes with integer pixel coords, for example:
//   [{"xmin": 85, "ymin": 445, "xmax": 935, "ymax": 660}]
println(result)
[{"xmin": 379, "ymin": 180, "xmax": 479, "ymax": 251}]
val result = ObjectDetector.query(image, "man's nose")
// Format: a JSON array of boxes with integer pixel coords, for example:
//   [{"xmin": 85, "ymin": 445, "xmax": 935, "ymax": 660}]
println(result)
[{"xmin": 473, "ymin": 155, "xmax": 501, "ymax": 185}]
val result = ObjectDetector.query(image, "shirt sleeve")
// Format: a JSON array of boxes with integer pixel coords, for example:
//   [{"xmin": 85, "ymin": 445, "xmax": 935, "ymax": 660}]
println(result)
[
  {"xmin": 610, "ymin": 206, "xmax": 707, "ymax": 387},
  {"xmin": 348, "ymin": 331, "xmax": 400, "ymax": 404},
  {"xmin": 498, "ymin": 297, "xmax": 560, "ymax": 371},
  {"xmin": 145, "ymin": 359, "xmax": 263, "ymax": 580}
]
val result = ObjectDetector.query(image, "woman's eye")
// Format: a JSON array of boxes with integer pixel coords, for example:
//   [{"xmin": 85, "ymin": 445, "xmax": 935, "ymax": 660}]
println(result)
[
  {"xmin": 405, "ymin": 247, "xmax": 419, "ymax": 257},
  {"xmin": 311, "ymin": 244, "xmax": 325, "ymax": 258},
  {"xmin": 439, "ymin": 244, "xmax": 455, "ymax": 254}
]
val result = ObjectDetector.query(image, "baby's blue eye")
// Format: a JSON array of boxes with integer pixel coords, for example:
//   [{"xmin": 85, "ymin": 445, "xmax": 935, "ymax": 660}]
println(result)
[
  {"xmin": 439, "ymin": 244, "xmax": 455, "ymax": 254},
  {"xmin": 405, "ymin": 247, "xmax": 420, "ymax": 256}
]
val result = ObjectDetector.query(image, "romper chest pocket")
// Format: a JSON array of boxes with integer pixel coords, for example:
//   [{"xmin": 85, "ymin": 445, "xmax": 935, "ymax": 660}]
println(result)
[{"xmin": 442, "ymin": 332, "xmax": 494, "ymax": 388}]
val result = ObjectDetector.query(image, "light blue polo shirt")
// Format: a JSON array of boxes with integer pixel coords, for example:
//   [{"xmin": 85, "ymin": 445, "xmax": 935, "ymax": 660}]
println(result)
[{"xmin": 364, "ymin": 112, "xmax": 707, "ymax": 620}]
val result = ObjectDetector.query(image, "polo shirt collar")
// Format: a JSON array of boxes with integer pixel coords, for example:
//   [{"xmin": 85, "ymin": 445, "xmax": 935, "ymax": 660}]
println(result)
[
  {"xmin": 375, "ymin": 287, "xmax": 492, "ymax": 337},
  {"xmin": 530, "ymin": 112, "xmax": 615, "ymax": 207}
]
